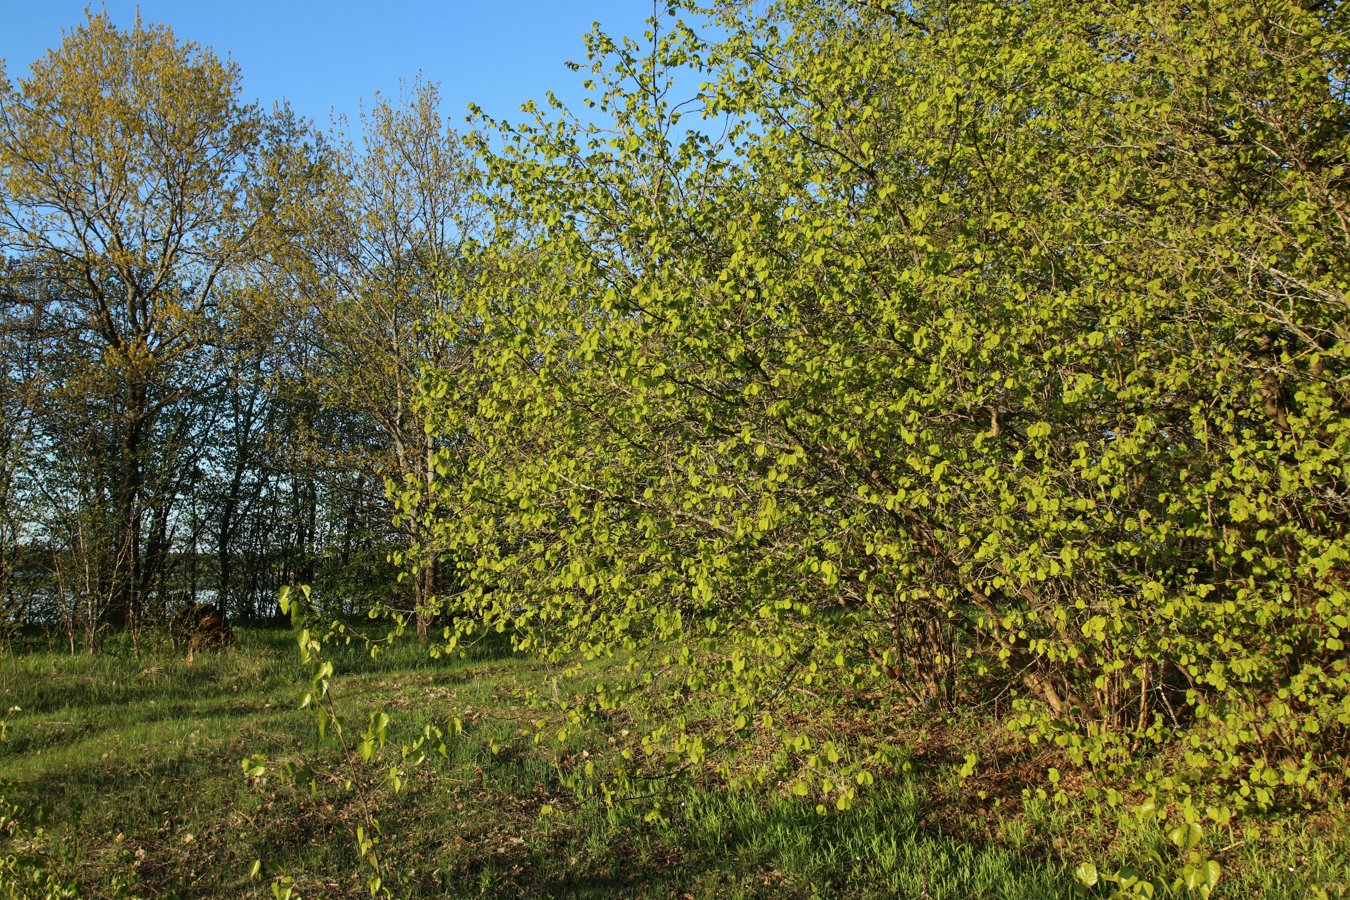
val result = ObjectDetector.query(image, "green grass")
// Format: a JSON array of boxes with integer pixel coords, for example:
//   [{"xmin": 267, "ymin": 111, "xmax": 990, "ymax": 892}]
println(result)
[{"xmin": 0, "ymin": 626, "xmax": 1344, "ymax": 898}]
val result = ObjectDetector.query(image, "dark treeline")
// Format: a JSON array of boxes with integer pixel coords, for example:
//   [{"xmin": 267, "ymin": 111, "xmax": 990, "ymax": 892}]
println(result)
[{"xmin": 0, "ymin": 13, "xmax": 473, "ymax": 646}]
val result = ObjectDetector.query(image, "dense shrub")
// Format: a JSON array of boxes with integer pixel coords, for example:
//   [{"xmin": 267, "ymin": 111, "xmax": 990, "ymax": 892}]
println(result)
[{"xmin": 404, "ymin": 0, "xmax": 1349, "ymax": 816}]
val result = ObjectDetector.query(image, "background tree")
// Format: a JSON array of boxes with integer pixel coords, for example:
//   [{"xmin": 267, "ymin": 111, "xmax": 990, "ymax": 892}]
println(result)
[
  {"xmin": 289, "ymin": 80, "xmax": 486, "ymax": 634},
  {"xmin": 0, "ymin": 12, "xmax": 321, "ymax": 629},
  {"xmin": 0, "ymin": 259, "xmax": 46, "ymax": 636}
]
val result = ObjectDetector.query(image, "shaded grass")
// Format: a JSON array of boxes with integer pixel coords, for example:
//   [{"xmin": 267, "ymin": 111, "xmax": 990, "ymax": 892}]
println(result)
[{"xmin": 0, "ymin": 627, "xmax": 1344, "ymax": 898}]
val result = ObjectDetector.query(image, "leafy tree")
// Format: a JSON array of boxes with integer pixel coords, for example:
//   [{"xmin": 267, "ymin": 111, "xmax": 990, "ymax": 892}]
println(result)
[
  {"xmin": 408, "ymin": 0, "xmax": 1350, "ymax": 816},
  {"xmin": 0, "ymin": 259, "xmax": 46, "ymax": 633},
  {"xmin": 289, "ymin": 80, "xmax": 486, "ymax": 635},
  {"xmin": 0, "ymin": 12, "xmax": 321, "ymax": 628}
]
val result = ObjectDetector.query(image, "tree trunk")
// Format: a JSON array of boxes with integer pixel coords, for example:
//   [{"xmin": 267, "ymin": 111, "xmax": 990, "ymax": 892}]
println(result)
[{"xmin": 103, "ymin": 400, "xmax": 147, "ymax": 629}]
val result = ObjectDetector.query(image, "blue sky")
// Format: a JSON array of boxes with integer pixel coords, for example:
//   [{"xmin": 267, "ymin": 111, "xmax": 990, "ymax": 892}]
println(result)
[{"xmin": 1, "ymin": 1, "xmax": 658, "ymax": 131}]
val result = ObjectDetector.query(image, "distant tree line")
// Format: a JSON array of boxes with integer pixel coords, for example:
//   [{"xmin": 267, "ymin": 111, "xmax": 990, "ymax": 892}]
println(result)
[{"xmin": 0, "ymin": 13, "xmax": 478, "ymax": 645}]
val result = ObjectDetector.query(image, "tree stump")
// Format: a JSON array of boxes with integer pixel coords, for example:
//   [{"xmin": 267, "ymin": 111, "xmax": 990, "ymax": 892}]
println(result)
[{"xmin": 170, "ymin": 603, "xmax": 233, "ymax": 658}]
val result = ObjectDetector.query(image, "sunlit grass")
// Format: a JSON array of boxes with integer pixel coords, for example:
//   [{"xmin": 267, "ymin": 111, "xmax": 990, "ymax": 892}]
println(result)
[{"xmin": 0, "ymin": 626, "xmax": 1344, "ymax": 898}]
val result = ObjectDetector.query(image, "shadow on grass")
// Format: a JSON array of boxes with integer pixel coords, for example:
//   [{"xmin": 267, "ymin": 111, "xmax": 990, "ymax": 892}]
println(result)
[
  {"xmin": 0, "ymin": 625, "xmax": 1077, "ymax": 899},
  {"xmin": 653, "ymin": 780, "xmax": 1069, "ymax": 899}
]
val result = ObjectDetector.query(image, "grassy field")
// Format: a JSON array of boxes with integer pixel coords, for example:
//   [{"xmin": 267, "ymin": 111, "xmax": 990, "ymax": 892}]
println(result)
[{"xmin": 0, "ymin": 625, "xmax": 1344, "ymax": 899}]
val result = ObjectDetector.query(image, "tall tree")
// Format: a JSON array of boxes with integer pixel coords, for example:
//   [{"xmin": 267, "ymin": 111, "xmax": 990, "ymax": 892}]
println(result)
[
  {"xmin": 0, "ymin": 12, "xmax": 320, "ymax": 627},
  {"xmin": 291, "ymin": 81, "xmax": 485, "ymax": 634},
  {"xmin": 0, "ymin": 259, "xmax": 46, "ymax": 632}
]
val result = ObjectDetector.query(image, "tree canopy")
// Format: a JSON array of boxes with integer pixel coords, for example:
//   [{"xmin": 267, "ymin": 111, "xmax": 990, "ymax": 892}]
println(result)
[{"xmin": 0, "ymin": 11, "xmax": 325, "ymax": 628}]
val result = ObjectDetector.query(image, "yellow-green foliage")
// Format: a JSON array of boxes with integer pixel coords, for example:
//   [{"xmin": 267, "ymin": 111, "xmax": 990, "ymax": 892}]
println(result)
[{"xmin": 403, "ymin": 0, "xmax": 1349, "ymax": 819}]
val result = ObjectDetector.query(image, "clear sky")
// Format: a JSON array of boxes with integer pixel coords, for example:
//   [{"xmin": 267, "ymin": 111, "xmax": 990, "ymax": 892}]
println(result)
[{"xmin": 1, "ymin": 1, "xmax": 658, "ymax": 132}]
